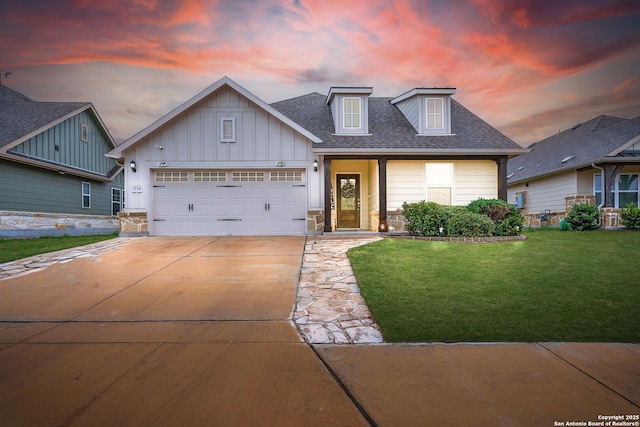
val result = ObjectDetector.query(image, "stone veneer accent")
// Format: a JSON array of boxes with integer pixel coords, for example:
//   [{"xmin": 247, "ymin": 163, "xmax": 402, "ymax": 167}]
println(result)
[
  {"xmin": 118, "ymin": 211, "xmax": 149, "ymax": 236},
  {"xmin": 307, "ymin": 210, "xmax": 325, "ymax": 234},
  {"xmin": 0, "ymin": 211, "xmax": 119, "ymax": 239}
]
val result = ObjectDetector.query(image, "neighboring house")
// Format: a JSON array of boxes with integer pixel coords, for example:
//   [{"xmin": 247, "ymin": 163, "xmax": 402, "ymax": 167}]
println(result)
[
  {"xmin": 0, "ymin": 85, "xmax": 124, "ymax": 238},
  {"xmin": 506, "ymin": 115, "xmax": 640, "ymax": 228},
  {"xmin": 107, "ymin": 76, "xmax": 526, "ymax": 236}
]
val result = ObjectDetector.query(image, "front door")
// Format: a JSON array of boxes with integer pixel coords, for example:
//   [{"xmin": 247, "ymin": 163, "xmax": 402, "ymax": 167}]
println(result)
[{"xmin": 337, "ymin": 174, "xmax": 360, "ymax": 228}]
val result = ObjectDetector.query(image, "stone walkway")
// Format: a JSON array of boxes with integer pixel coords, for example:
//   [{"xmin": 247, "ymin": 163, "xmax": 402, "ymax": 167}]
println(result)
[
  {"xmin": 0, "ymin": 235, "xmax": 385, "ymax": 344},
  {"xmin": 0, "ymin": 238, "xmax": 137, "ymax": 280},
  {"xmin": 294, "ymin": 236, "xmax": 384, "ymax": 344}
]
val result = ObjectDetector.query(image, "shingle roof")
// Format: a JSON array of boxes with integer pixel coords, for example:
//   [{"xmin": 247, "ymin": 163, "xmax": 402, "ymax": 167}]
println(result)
[
  {"xmin": 507, "ymin": 115, "xmax": 640, "ymax": 184},
  {"xmin": 271, "ymin": 92, "xmax": 525, "ymax": 154},
  {"xmin": 0, "ymin": 86, "xmax": 89, "ymax": 148}
]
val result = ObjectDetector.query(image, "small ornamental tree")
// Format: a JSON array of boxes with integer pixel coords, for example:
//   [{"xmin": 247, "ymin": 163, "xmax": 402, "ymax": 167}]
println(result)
[
  {"xmin": 565, "ymin": 203, "xmax": 599, "ymax": 231},
  {"xmin": 621, "ymin": 203, "xmax": 640, "ymax": 230}
]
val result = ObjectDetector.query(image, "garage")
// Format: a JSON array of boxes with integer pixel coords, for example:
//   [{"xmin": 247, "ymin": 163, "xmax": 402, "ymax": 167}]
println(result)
[{"xmin": 152, "ymin": 169, "xmax": 307, "ymax": 236}]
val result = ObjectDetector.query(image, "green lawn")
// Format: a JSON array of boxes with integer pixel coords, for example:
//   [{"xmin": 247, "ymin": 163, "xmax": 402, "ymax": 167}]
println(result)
[
  {"xmin": 0, "ymin": 234, "xmax": 118, "ymax": 264},
  {"xmin": 347, "ymin": 230, "xmax": 640, "ymax": 342}
]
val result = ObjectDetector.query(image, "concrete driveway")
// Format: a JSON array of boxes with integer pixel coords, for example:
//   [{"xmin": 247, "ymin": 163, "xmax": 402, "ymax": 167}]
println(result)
[{"xmin": 1, "ymin": 236, "xmax": 639, "ymax": 426}]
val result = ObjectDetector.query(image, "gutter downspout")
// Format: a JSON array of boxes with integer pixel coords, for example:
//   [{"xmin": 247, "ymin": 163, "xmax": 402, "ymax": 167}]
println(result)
[{"xmin": 592, "ymin": 163, "xmax": 605, "ymax": 227}]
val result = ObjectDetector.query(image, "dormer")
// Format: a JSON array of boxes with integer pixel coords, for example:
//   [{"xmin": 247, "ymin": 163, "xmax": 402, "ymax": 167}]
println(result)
[
  {"xmin": 391, "ymin": 88, "xmax": 456, "ymax": 135},
  {"xmin": 326, "ymin": 87, "xmax": 373, "ymax": 135}
]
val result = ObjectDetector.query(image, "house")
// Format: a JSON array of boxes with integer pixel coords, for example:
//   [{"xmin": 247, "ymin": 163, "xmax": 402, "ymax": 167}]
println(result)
[
  {"xmin": 0, "ymin": 85, "xmax": 123, "ymax": 238},
  {"xmin": 107, "ymin": 76, "xmax": 526, "ymax": 236},
  {"xmin": 506, "ymin": 115, "xmax": 640, "ymax": 228}
]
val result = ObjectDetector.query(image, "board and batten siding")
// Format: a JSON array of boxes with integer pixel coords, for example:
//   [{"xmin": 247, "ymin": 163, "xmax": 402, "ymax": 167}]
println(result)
[
  {"xmin": 0, "ymin": 159, "xmax": 122, "ymax": 215},
  {"xmin": 124, "ymin": 85, "xmax": 317, "ymax": 212},
  {"xmin": 8, "ymin": 110, "xmax": 116, "ymax": 176},
  {"xmin": 386, "ymin": 160, "xmax": 497, "ymax": 210}
]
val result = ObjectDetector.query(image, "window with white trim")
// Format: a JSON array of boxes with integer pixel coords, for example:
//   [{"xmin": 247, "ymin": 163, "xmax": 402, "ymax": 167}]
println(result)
[
  {"xmin": 156, "ymin": 172, "xmax": 188, "ymax": 182},
  {"xmin": 343, "ymin": 98, "xmax": 361, "ymax": 129},
  {"xmin": 426, "ymin": 163, "xmax": 453, "ymax": 206},
  {"xmin": 232, "ymin": 171, "xmax": 264, "ymax": 182},
  {"xmin": 270, "ymin": 171, "xmax": 303, "ymax": 182},
  {"xmin": 220, "ymin": 117, "xmax": 236, "ymax": 142},
  {"xmin": 426, "ymin": 98, "xmax": 444, "ymax": 130},
  {"xmin": 194, "ymin": 172, "xmax": 226, "ymax": 182},
  {"xmin": 111, "ymin": 188, "xmax": 123, "ymax": 215},
  {"xmin": 81, "ymin": 123, "xmax": 88, "ymax": 142},
  {"xmin": 594, "ymin": 174, "xmax": 639, "ymax": 207},
  {"xmin": 82, "ymin": 182, "xmax": 91, "ymax": 208}
]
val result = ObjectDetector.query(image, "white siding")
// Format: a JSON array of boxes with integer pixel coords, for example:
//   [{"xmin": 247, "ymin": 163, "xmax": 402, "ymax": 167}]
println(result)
[
  {"xmin": 517, "ymin": 172, "xmax": 577, "ymax": 213},
  {"xmin": 387, "ymin": 160, "xmax": 498, "ymax": 209},
  {"xmin": 123, "ymin": 85, "xmax": 315, "ymax": 212}
]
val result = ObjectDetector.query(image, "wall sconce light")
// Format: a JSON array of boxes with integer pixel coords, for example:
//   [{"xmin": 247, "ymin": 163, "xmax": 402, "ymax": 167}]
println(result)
[
  {"xmin": 130, "ymin": 160, "xmax": 137, "ymax": 173},
  {"xmin": 276, "ymin": 161, "xmax": 285, "ymax": 167},
  {"xmin": 313, "ymin": 159, "xmax": 318, "ymax": 172},
  {"xmin": 159, "ymin": 161, "xmax": 167, "ymax": 167}
]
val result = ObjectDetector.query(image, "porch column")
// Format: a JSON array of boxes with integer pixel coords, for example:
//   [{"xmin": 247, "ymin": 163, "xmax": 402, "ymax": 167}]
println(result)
[
  {"xmin": 323, "ymin": 158, "xmax": 333, "ymax": 232},
  {"xmin": 497, "ymin": 157, "xmax": 508, "ymax": 202},
  {"xmin": 602, "ymin": 164, "xmax": 621, "ymax": 208},
  {"xmin": 378, "ymin": 157, "xmax": 388, "ymax": 232}
]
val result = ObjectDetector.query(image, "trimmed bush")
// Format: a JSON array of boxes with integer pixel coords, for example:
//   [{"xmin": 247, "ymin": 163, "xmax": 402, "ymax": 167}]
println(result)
[
  {"xmin": 621, "ymin": 203, "xmax": 640, "ymax": 230},
  {"xmin": 565, "ymin": 203, "xmax": 599, "ymax": 231},
  {"xmin": 402, "ymin": 201, "xmax": 449, "ymax": 236},
  {"xmin": 467, "ymin": 198, "xmax": 524, "ymax": 236},
  {"xmin": 448, "ymin": 211, "xmax": 495, "ymax": 237}
]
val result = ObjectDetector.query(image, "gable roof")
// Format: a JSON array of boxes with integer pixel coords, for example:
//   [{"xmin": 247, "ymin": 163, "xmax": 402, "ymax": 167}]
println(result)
[
  {"xmin": 107, "ymin": 76, "xmax": 322, "ymax": 158},
  {"xmin": 271, "ymin": 92, "xmax": 526, "ymax": 155},
  {"xmin": 0, "ymin": 86, "xmax": 116, "ymax": 150},
  {"xmin": 507, "ymin": 115, "xmax": 640, "ymax": 184}
]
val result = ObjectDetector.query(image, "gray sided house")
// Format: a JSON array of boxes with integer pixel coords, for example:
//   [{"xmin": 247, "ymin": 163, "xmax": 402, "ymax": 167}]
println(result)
[
  {"xmin": 507, "ymin": 115, "xmax": 640, "ymax": 228},
  {"xmin": 0, "ymin": 86, "xmax": 123, "ymax": 238},
  {"xmin": 108, "ymin": 76, "xmax": 526, "ymax": 237}
]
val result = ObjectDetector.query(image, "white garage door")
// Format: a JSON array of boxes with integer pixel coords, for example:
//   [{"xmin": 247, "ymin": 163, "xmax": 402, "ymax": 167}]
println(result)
[{"xmin": 152, "ymin": 170, "xmax": 307, "ymax": 236}]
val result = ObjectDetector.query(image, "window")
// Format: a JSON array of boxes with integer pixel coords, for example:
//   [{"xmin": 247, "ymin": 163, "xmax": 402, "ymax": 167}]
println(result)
[
  {"xmin": 426, "ymin": 163, "xmax": 453, "ymax": 205},
  {"xmin": 156, "ymin": 172, "xmax": 188, "ymax": 182},
  {"xmin": 82, "ymin": 182, "xmax": 91, "ymax": 208},
  {"xmin": 232, "ymin": 171, "xmax": 264, "ymax": 182},
  {"xmin": 270, "ymin": 171, "xmax": 303, "ymax": 182},
  {"xmin": 194, "ymin": 172, "xmax": 226, "ymax": 182},
  {"xmin": 343, "ymin": 98, "xmax": 361, "ymax": 129},
  {"xmin": 111, "ymin": 188, "xmax": 123, "ymax": 216},
  {"xmin": 220, "ymin": 117, "xmax": 236, "ymax": 142},
  {"xmin": 81, "ymin": 123, "xmax": 88, "ymax": 142},
  {"xmin": 594, "ymin": 174, "xmax": 639, "ymax": 207},
  {"xmin": 426, "ymin": 98, "xmax": 444, "ymax": 129}
]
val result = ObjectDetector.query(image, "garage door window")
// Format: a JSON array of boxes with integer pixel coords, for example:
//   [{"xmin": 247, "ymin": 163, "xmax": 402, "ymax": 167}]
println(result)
[
  {"xmin": 156, "ymin": 172, "xmax": 188, "ymax": 182},
  {"xmin": 271, "ymin": 171, "xmax": 303, "ymax": 182},
  {"xmin": 195, "ymin": 172, "xmax": 226, "ymax": 182},
  {"xmin": 232, "ymin": 171, "xmax": 264, "ymax": 182}
]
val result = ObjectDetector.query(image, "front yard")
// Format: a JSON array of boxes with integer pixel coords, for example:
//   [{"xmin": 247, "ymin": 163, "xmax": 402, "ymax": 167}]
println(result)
[{"xmin": 347, "ymin": 230, "xmax": 640, "ymax": 342}]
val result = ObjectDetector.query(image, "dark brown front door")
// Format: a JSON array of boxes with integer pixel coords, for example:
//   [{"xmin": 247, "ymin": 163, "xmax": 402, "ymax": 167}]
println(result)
[{"xmin": 337, "ymin": 174, "xmax": 360, "ymax": 228}]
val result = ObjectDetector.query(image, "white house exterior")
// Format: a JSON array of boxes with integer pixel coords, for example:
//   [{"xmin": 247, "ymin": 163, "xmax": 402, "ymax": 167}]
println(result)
[{"xmin": 108, "ymin": 76, "xmax": 526, "ymax": 236}]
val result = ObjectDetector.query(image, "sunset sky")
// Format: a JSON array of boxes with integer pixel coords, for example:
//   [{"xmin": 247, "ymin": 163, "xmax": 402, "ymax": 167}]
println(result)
[{"xmin": 1, "ymin": 0, "xmax": 639, "ymax": 146}]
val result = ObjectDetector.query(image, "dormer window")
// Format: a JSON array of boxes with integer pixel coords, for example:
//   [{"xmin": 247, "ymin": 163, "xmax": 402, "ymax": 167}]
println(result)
[
  {"xmin": 426, "ymin": 98, "xmax": 444, "ymax": 130},
  {"xmin": 391, "ymin": 88, "xmax": 455, "ymax": 135},
  {"xmin": 343, "ymin": 98, "xmax": 361, "ymax": 129},
  {"xmin": 326, "ymin": 87, "xmax": 372, "ymax": 135}
]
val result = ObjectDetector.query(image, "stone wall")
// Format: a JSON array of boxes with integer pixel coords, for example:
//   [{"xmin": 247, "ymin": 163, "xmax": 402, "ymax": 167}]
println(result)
[
  {"xmin": 118, "ymin": 212, "xmax": 148, "ymax": 236},
  {"xmin": 0, "ymin": 211, "xmax": 119, "ymax": 239},
  {"xmin": 307, "ymin": 210, "xmax": 325, "ymax": 234}
]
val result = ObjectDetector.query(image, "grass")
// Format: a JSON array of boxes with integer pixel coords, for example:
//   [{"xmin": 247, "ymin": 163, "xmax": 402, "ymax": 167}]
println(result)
[
  {"xmin": 0, "ymin": 234, "xmax": 118, "ymax": 264},
  {"xmin": 347, "ymin": 230, "xmax": 640, "ymax": 342}
]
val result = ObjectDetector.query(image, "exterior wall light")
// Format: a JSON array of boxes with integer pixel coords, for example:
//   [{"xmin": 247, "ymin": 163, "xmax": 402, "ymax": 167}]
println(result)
[
  {"xmin": 313, "ymin": 159, "xmax": 318, "ymax": 172},
  {"xmin": 130, "ymin": 160, "xmax": 137, "ymax": 173}
]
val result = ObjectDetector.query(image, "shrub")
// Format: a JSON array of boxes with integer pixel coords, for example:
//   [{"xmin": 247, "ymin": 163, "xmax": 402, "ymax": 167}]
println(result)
[
  {"xmin": 448, "ymin": 211, "xmax": 495, "ymax": 237},
  {"xmin": 467, "ymin": 198, "xmax": 524, "ymax": 236},
  {"xmin": 621, "ymin": 203, "xmax": 640, "ymax": 230},
  {"xmin": 402, "ymin": 201, "xmax": 449, "ymax": 236},
  {"xmin": 559, "ymin": 219, "xmax": 570, "ymax": 231},
  {"xmin": 565, "ymin": 203, "xmax": 599, "ymax": 231}
]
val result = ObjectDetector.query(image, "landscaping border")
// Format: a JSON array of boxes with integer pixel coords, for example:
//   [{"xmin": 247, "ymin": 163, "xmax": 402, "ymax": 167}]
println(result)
[{"xmin": 386, "ymin": 234, "xmax": 527, "ymax": 243}]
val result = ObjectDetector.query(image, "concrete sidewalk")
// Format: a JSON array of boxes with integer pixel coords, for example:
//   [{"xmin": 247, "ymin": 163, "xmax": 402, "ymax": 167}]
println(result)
[{"xmin": 0, "ymin": 236, "xmax": 638, "ymax": 426}]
